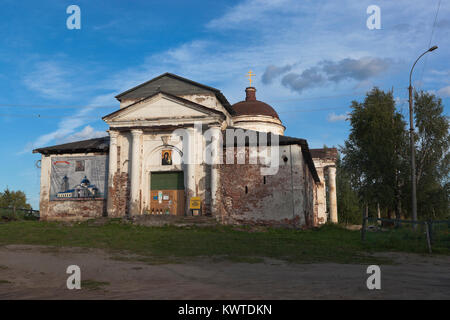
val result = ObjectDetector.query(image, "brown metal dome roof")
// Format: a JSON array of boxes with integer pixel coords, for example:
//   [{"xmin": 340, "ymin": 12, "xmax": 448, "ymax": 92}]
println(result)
[{"xmin": 232, "ymin": 87, "xmax": 280, "ymax": 119}]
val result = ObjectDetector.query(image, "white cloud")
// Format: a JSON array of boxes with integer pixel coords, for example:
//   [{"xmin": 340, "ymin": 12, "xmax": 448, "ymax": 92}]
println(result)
[
  {"xmin": 63, "ymin": 125, "xmax": 106, "ymax": 143},
  {"xmin": 437, "ymin": 86, "xmax": 450, "ymax": 97},
  {"xmin": 23, "ymin": 61, "xmax": 72, "ymax": 99},
  {"xmin": 207, "ymin": 0, "xmax": 291, "ymax": 30},
  {"xmin": 20, "ymin": 91, "xmax": 116, "ymax": 154},
  {"xmin": 327, "ymin": 112, "xmax": 348, "ymax": 122}
]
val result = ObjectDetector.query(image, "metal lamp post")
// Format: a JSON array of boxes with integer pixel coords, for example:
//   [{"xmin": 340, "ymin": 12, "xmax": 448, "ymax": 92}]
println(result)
[{"xmin": 408, "ymin": 45, "xmax": 438, "ymax": 224}]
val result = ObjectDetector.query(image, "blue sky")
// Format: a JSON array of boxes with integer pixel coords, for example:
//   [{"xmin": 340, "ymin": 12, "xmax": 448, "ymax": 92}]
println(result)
[{"xmin": 0, "ymin": 0, "xmax": 449, "ymax": 209}]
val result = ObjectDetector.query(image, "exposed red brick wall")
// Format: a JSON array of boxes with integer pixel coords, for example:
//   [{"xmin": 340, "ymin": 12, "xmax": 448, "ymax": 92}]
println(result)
[
  {"xmin": 108, "ymin": 172, "xmax": 130, "ymax": 217},
  {"xmin": 40, "ymin": 199, "xmax": 106, "ymax": 221},
  {"xmin": 216, "ymin": 146, "xmax": 315, "ymax": 228}
]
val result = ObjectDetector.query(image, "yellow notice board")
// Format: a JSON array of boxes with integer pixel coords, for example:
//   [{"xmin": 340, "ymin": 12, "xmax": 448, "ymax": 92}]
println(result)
[{"xmin": 189, "ymin": 197, "xmax": 201, "ymax": 209}]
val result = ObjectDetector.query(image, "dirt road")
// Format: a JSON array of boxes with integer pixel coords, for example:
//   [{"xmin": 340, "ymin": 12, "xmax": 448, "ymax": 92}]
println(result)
[{"xmin": 0, "ymin": 245, "xmax": 448, "ymax": 299}]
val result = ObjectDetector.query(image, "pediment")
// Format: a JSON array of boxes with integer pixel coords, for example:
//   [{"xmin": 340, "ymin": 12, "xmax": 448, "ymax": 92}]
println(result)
[{"xmin": 103, "ymin": 92, "xmax": 225, "ymax": 123}]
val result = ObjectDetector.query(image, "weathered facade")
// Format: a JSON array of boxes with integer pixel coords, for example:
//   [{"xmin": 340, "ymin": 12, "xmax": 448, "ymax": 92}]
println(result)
[{"xmin": 34, "ymin": 73, "xmax": 337, "ymax": 226}]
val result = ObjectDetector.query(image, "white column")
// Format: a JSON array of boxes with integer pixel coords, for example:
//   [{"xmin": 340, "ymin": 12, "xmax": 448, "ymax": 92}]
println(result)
[
  {"xmin": 129, "ymin": 129, "xmax": 142, "ymax": 215},
  {"xmin": 106, "ymin": 130, "xmax": 119, "ymax": 216},
  {"xmin": 315, "ymin": 166, "xmax": 327, "ymax": 224},
  {"xmin": 210, "ymin": 126, "xmax": 222, "ymax": 216},
  {"xmin": 328, "ymin": 166, "xmax": 338, "ymax": 223},
  {"xmin": 184, "ymin": 127, "xmax": 196, "ymax": 215}
]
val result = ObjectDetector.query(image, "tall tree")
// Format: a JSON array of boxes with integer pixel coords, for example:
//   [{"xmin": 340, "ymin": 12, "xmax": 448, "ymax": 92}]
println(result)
[
  {"xmin": 336, "ymin": 154, "xmax": 361, "ymax": 224},
  {"xmin": 412, "ymin": 91, "xmax": 450, "ymax": 219},
  {"xmin": 341, "ymin": 88, "xmax": 408, "ymax": 218},
  {"xmin": 0, "ymin": 188, "xmax": 32, "ymax": 210}
]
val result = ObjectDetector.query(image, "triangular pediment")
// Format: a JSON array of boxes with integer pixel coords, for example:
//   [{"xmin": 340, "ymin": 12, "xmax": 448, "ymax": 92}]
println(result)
[
  {"xmin": 114, "ymin": 73, "xmax": 233, "ymax": 115},
  {"xmin": 103, "ymin": 91, "xmax": 225, "ymax": 123}
]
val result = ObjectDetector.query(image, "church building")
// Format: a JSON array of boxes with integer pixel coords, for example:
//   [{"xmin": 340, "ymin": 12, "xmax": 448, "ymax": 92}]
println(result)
[{"xmin": 33, "ymin": 73, "xmax": 338, "ymax": 227}]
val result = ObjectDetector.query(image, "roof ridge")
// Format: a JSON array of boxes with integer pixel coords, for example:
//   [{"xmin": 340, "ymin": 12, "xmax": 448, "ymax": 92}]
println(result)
[
  {"xmin": 115, "ymin": 72, "xmax": 222, "ymax": 99},
  {"xmin": 32, "ymin": 136, "xmax": 109, "ymax": 154},
  {"xmin": 114, "ymin": 72, "xmax": 233, "ymax": 115},
  {"xmin": 103, "ymin": 90, "xmax": 226, "ymax": 120}
]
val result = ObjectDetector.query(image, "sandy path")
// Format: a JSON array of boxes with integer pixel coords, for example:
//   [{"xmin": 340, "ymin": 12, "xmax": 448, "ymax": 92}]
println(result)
[{"xmin": 0, "ymin": 245, "xmax": 449, "ymax": 299}]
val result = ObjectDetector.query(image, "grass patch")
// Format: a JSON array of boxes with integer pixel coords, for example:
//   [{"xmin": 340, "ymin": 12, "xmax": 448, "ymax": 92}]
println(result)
[
  {"xmin": 0, "ymin": 265, "xmax": 8, "ymax": 270},
  {"xmin": 0, "ymin": 220, "xmax": 447, "ymax": 265},
  {"xmin": 363, "ymin": 223, "xmax": 450, "ymax": 254},
  {"xmin": 0, "ymin": 280, "xmax": 11, "ymax": 284},
  {"xmin": 81, "ymin": 280, "xmax": 109, "ymax": 290}
]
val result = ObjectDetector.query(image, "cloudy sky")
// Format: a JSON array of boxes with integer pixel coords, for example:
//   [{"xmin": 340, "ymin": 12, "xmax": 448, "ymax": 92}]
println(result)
[{"xmin": 0, "ymin": 0, "xmax": 448, "ymax": 208}]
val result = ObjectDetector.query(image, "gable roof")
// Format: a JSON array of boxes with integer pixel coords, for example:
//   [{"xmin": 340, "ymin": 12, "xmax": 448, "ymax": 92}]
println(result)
[
  {"xmin": 103, "ymin": 90, "xmax": 226, "ymax": 121},
  {"xmin": 115, "ymin": 73, "xmax": 233, "ymax": 115},
  {"xmin": 33, "ymin": 136, "xmax": 109, "ymax": 155}
]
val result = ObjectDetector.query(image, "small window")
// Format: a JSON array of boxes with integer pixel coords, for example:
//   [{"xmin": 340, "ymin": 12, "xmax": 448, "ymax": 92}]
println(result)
[
  {"xmin": 245, "ymin": 186, "xmax": 248, "ymax": 194},
  {"xmin": 263, "ymin": 176, "xmax": 266, "ymax": 184}
]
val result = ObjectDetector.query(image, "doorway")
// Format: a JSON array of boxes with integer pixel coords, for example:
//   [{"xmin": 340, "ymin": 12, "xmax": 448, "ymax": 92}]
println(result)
[{"xmin": 150, "ymin": 171, "xmax": 185, "ymax": 216}]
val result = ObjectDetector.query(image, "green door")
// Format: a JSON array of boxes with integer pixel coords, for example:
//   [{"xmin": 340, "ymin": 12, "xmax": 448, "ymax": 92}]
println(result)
[{"xmin": 151, "ymin": 171, "xmax": 184, "ymax": 190}]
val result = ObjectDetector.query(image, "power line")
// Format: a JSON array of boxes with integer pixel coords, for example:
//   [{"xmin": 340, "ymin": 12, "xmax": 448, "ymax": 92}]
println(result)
[
  {"xmin": 0, "ymin": 103, "xmax": 117, "ymax": 109},
  {"xmin": 418, "ymin": 0, "xmax": 441, "ymax": 90},
  {"xmin": 279, "ymin": 106, "xmax": 349, "ymax": 114},
  {"xmin": 278, "ymin": 99, "xmax": 408, "ymax": 114},
  {"xmin": 0, "ymin": 99, "xmax": 409, "ymax": 118},
  {"xmin": 0, "ymin": 90, "xmax": 374, "ymax": 110},
  {"xmin": 267, "ymin": 91, "xmax": 368, "ymax": 103},
  {"xmin": 0, "ymin": 113, "xmax": 99, "ymax": 119}
]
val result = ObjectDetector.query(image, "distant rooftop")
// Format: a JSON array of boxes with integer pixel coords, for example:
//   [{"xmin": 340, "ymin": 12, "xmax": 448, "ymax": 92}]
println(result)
[
  {"xmin": 310, "ymin": 148, "xmax": 338, "ymax": 160},
  {"xmin": 33, "ymin": 136, "xmax": 109, "ymax": 155}
]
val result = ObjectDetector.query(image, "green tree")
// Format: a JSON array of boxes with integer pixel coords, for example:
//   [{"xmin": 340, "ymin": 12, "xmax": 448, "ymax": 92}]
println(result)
[
  {"xmin": 341, "ymin": 88, "xmax": 408, "ymax": 219},
  {"xmin": 411, "ymin": 91, "xmax": 450, "ymax": 219},
  {"xmin": 336, "ymin": 155, "xmax": 361, "ymax": 224},
  {"xmin": 0, "ymin": 188, "xmax": 32, "ymax": 210}
]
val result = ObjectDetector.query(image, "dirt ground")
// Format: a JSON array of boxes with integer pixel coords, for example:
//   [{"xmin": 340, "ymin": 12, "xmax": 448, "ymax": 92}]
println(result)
[{"xmin": 0, "ymin": 244, "xmax": 449, "ymax": 299}]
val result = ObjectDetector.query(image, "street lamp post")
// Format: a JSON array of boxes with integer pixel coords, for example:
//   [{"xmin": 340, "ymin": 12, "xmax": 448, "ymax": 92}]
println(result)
[{"xmin": 408, "ymin": 45, "xmax": 438, "ymax": 224}]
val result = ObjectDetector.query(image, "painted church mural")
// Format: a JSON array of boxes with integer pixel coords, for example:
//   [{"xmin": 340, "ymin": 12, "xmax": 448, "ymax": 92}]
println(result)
[{"xmin": 50, "ymin": 155, "xmax": 108, "ymax": 200}]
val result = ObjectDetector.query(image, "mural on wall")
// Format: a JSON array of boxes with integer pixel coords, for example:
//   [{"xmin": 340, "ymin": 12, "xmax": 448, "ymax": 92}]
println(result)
[{"xmin": 50, "ymin": 156, "xmax": 108, "ymax": 200}]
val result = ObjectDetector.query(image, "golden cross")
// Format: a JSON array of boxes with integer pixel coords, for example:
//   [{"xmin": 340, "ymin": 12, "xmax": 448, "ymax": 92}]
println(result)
[{"xmin": 247, "ymin": 70, "xmax": 256, "ymax": 87}]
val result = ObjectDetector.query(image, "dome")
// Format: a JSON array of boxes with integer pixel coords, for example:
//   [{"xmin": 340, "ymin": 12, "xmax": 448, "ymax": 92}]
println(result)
[
  {"xmin": 232, "ymin": 87, "xmax": 280, "ymax": 119},
  {"xmin": 230, "ymin": 87, "xmax": 285, "ymax": 135},
  {"xmin": 80, "ymin": 176, "xmax": 90, "ymax": 186}
]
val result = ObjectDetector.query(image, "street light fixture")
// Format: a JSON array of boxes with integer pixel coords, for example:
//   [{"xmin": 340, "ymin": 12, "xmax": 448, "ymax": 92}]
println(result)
[{"xmin": 408, "ymin": 45, "xmax": 438, "ymax": 224}]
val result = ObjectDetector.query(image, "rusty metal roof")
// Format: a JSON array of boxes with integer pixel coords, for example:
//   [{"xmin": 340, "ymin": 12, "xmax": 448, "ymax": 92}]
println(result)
[
  {"xmin": 232, "ymin": 100, "xmax": 280, "ymax": 119},
  {"xmin": 32, "ymin": 136, "xmax": 109, "ymax": 155},
  {"xmin": 232, "ymin": 87, "xmax": 280, "ymax": 119}
]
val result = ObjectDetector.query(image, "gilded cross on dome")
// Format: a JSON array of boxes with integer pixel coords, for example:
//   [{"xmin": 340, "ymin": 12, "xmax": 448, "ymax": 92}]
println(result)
[{"xmin": 247, "ymin": 70, "xmax": 255, "ymax": 87}]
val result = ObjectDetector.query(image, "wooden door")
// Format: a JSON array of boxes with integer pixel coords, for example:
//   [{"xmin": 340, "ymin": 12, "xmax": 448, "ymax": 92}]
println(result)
[{"xmin": 150, "ymin": 172, "xmax": 185, "ymax": 216}]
